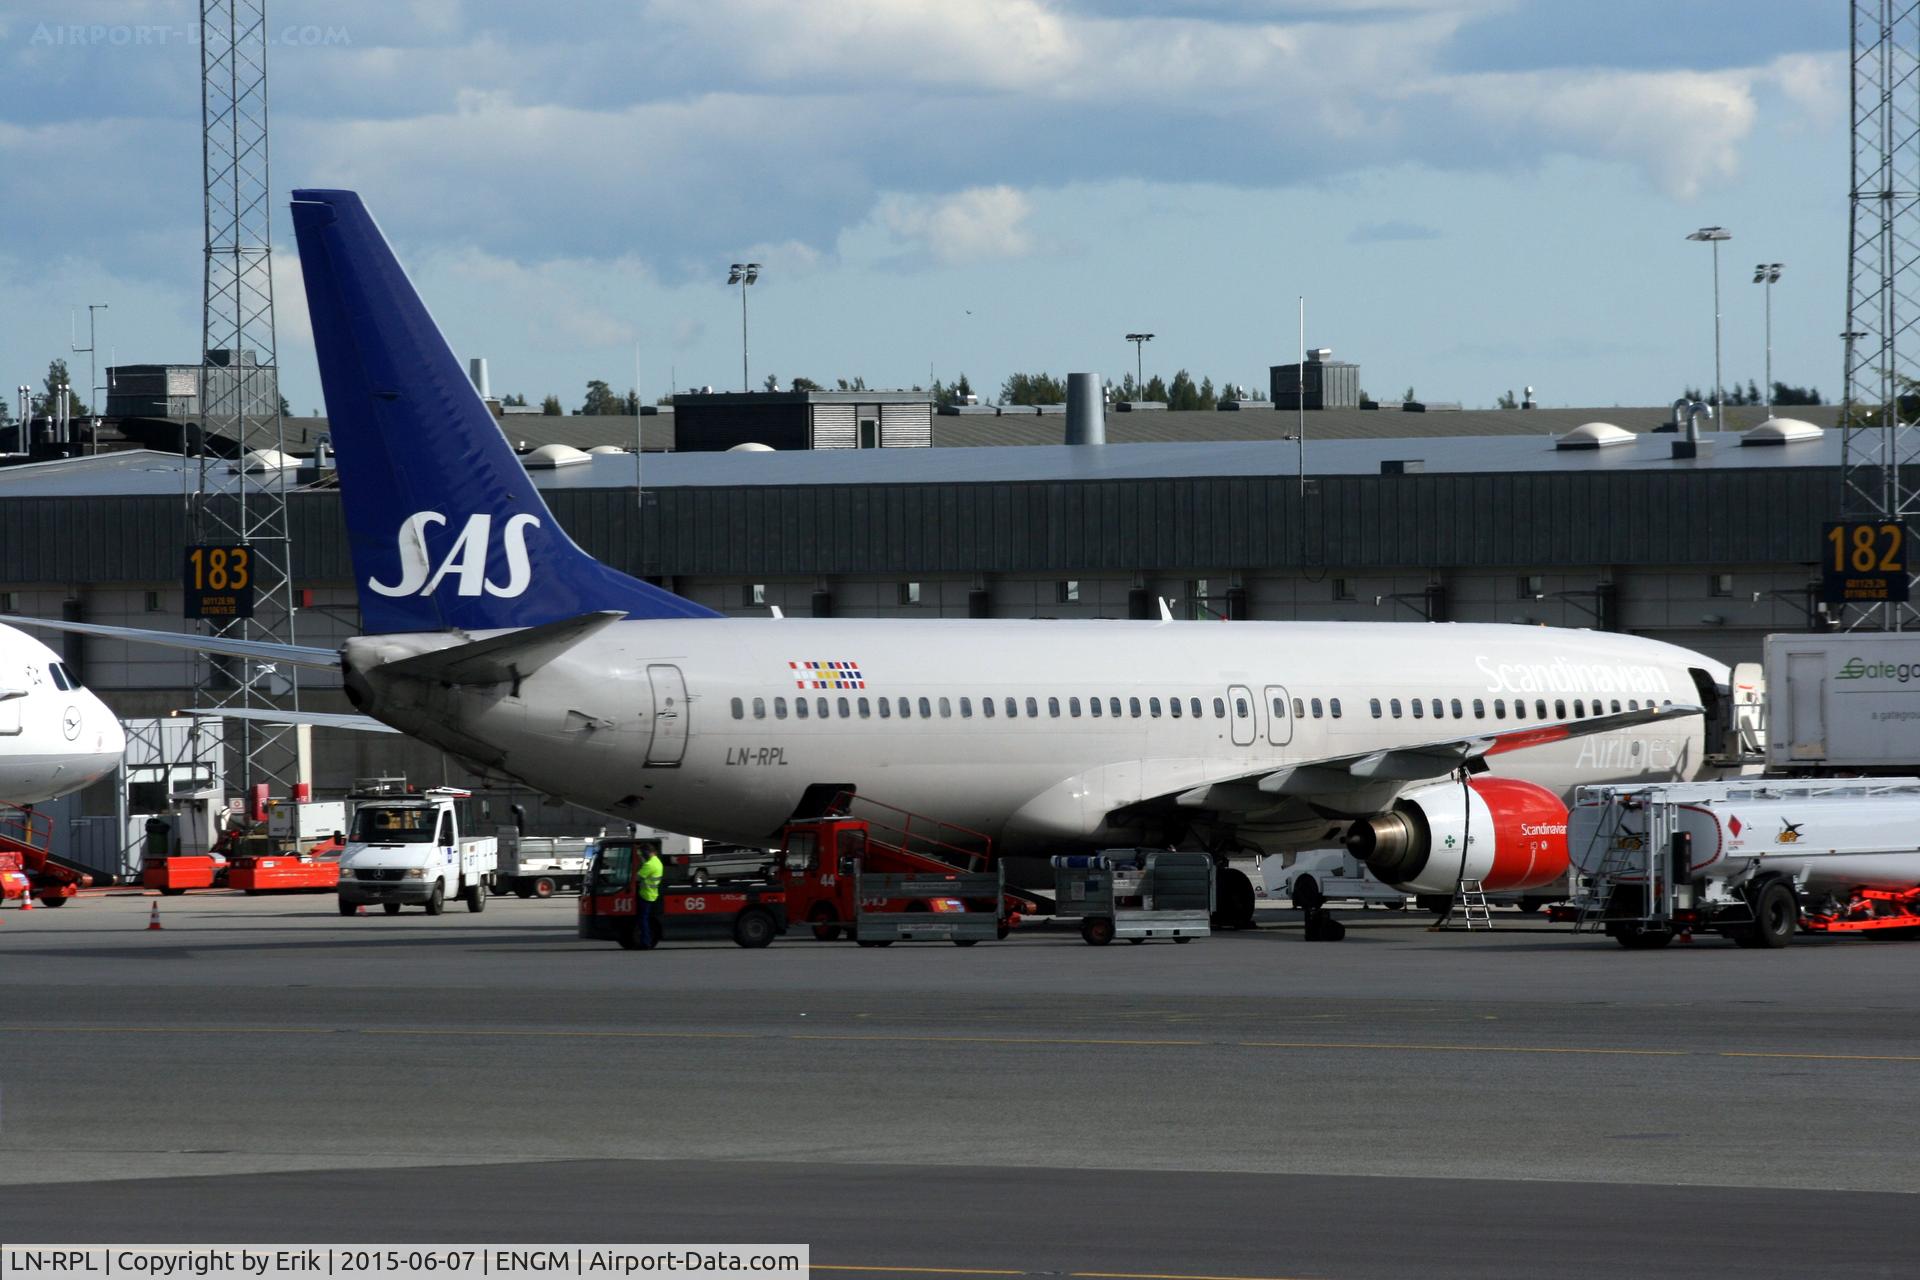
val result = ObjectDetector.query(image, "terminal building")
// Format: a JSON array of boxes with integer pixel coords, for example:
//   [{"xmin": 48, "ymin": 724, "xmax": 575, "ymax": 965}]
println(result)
[{"xmin": 0, "ymin": 398, "xmax": 1842, "ymax": 821}]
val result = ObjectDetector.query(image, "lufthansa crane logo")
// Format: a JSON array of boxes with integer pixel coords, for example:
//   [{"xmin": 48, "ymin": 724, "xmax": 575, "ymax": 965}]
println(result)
[
  {"xmin": 61, "ymin": 706, "xmax": 81, "ymax": 740},
  {"xmin": 368, "ymin": 511, "xmax": 540, "ymax": 599}
]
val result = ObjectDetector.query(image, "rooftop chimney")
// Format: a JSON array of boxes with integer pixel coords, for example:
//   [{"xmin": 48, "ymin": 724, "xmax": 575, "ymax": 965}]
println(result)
[
  {"xmin": 469, "ymin": 357, "xmax": 492, "ymax": 401},
  {"xmin": 1065, "ymin": 372, "xmax": 1105, "ymax": 445}
]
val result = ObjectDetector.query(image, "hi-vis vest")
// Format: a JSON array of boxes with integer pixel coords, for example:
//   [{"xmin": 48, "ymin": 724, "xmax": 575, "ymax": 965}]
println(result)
[{"xmin": 637, "ymin": 854, "xmax": 664, "ymax": 902}]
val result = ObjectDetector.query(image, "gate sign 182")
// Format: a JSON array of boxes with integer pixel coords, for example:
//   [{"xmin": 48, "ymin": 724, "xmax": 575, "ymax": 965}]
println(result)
[
  {"xmin": 1822, "ymin": 521, "xmax": 1910, "ymax": 604},
  {"xmin": 183, "ymin": 544, "xmax": 255, "ymax": 619}
]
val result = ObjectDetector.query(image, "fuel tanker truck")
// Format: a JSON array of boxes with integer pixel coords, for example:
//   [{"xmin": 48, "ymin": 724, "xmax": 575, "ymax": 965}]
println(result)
[{"xmin": 1563, "ymin": 779, "xmax": 1920, "ymax": 949}]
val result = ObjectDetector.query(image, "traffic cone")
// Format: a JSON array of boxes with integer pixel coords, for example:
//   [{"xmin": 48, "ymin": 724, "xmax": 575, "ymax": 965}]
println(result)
[
  {"xmin": 19, "ymin": 894, "xmax": 34, "ymax": 911},
  {"xmin": 147, "ymin": 902, "xmax": 163, "ymax": 931},
  {"xmin": 355, "ymin": 904, "xmax": 366, "ymax": 915}
]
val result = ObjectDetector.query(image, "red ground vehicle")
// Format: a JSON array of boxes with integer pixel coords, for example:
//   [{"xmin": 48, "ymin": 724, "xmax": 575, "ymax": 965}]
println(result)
[
  {"xmin": 1, "ymin": 805, "xmax": 90, "ymax": 907},
  {"xmin": 578, "ymin": 837, "xmax": 788, "ymax": 949},
  {"xmin": 776, "ymin": 796, "xmax": 1027, "ymax": 944}
]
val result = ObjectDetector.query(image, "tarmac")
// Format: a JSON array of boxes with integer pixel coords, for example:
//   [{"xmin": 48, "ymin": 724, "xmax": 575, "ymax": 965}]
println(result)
[{"xmin": 2, "ymin": 891, "xmax": 1917, "ymax": 1279}]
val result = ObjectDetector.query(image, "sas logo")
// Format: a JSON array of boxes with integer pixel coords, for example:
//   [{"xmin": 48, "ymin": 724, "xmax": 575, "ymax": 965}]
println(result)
[
  {"xmin": 368, "ymin": 511, "xmax": 539, "ymax": 599},
  {"xmin": 790, "ymin": 660, "xmax": 866, "ymax": 690},
  {"xmin": 1776, "ymin": 820, "xmax": 1804, "ymax": 845}
]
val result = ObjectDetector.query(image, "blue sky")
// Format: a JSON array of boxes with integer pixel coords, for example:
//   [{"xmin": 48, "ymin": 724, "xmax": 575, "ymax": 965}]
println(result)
[{"xmin": 1, "ymin": 1, "xmax": 1849, "ymax": 415}]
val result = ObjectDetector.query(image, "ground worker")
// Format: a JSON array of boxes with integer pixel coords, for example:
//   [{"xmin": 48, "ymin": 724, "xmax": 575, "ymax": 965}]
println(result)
[{"xmin": 637, "ymin": 842, "xmax": 665, "ymax": 947}]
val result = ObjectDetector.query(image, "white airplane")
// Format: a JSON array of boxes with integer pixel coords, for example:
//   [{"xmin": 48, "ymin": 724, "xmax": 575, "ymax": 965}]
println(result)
[
  {"xmin": 1, "ymin": 189, "xmax": 1745, "ymax": 924},
  {"xmin": 0, "ymin": 622, "xmax": 125, "ymax": 806}
]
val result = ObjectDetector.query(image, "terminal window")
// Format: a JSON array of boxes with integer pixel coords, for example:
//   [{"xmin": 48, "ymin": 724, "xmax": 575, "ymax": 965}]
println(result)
[
  {"xmin": 1709, "ymin": 573, "xmax": 1734, "ymax": 596},
  {"xmin": 1057, "ymin": 580, "xmax": 1080, "ymax": 604},
  {"xmin": 1517, "ymin": 574, "xmax": 1544, "ymax": 598},
  {"xmin": 900, "ymin": 581, "xmax": 922, "ymax": 606}
]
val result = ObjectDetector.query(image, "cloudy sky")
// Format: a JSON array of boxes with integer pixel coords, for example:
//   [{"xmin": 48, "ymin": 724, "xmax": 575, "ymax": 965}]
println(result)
[{"xmin": 2, "ymin": 1, "xmax": 1846, "ymax": 415}]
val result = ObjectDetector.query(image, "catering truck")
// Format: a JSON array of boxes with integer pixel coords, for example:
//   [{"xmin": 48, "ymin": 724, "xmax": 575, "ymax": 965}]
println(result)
[
  {"xmin": 1564, "ymin": 778, "xmax": 1920, "ymax": 949},
  {"xmin": 336, "ymin": 787, "xmax": 497, "ymax": 916},
  {"xmin": 1764, "ymin": 632, "xmax": 1920, "ymax": 772}
]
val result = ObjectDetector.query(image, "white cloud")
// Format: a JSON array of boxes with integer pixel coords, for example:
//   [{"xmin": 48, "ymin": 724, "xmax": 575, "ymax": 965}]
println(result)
[{"xmin": 877, "ymin": 187, "xmax": 1037, "ymax": 265}]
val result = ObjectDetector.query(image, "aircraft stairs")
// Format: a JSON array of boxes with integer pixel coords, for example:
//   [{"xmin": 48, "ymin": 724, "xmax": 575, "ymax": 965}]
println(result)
[{"xmin": 1436, "ymin": 877, "xmax": 1493, "ymax": 930}]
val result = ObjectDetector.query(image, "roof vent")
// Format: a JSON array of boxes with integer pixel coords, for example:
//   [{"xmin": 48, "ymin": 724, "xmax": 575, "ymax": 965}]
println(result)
[
  {"xmin": 1740, "ymin": 416, "xmax": 1824, "ymax": 446},
  {"xmin": 230, "ymin": 447, "xmax": 296, "ymax": 473},
  {"xmin": 587, "ymin": 444, "xmax": 627, "ymax": 455},
  {"xmin": 1555, "ymin": 421, "xmax": 1635, "ymax": 450},
  {"xmin": 726, "ymin": 442, "xmax": 775, "ymax": 453},
  {"xmin": 522, "ymin": 443, "xmax": 591, "ymax": 468}
]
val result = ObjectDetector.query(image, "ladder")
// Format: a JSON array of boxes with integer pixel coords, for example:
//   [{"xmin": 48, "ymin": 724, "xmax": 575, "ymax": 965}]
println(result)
[
  {"xmin": 1439, "ymin": 878, "xmax": 1494, "ymax": 930},
  {"xmin": 1573, "ymin": 790, "xmax": 1665, "ymax": 934}
]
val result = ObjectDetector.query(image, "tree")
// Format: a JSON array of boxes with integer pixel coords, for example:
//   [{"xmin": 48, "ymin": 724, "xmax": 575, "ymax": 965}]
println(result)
[
  {"xmin": 541, "ymin": 394, "xmax": 562, "ymax": 415},
  {"xmin": 44, "ymin": 359, "xmax": 87, "ymax": 417},
  {"xmin": 1496, "ymin": 389, "xmax": 1519, "ymax": 409},
  {"xmin": 1771, "ymin": 381, "xmax": 1821, "ymax": 406},
  {"xmin": 622, "ymin": 389, "xmax": 640, "ymax": 414},
  {"xmin": 930, "ymin": 373, "xmax": 975, "ymax": 408},
  {"xmin": 1000, "ymin": 372, "xmax": 1068, "ymax": 405},
  {"xmin": 1401, "ymin": 386, "xmax": 1416, "ymax": 403},
  {"xmin": 762, "ymin": 374, "xmax": 779, "ymax": 392},
  {"xmin": 501, "ymin": 393, "xmax": 528, "ymax": 407},
  {"xmin": 791, "ymin": 376, "xmax": 823, "ymax": 392},
  {"xmin": 579, "ymin": 379, "xmax": 624, "ymax": 415},
  {"xmin": 1142, "ymin": 374, "xmax": 1168, "ymax": 403},
  {"xmin": 835, "ymin": 375, "xmax": 869, "ymax": 391},
  {"xmin": 1746, "ymin": 379, "xmax": 1762, "ymax": 406},
  {"xmin": 279, "ymin": 395, "xmax": 293, "ymax": 416}
]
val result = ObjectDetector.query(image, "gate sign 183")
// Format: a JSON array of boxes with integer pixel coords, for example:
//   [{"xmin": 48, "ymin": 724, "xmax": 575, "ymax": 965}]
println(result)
[
  {"xmin": 1822, "ymin": 521, "xmax": 1909, "ymax": 604},
  {"xmin": 183, "ymin": 544, "xmax": 256, "ymax": 619}
]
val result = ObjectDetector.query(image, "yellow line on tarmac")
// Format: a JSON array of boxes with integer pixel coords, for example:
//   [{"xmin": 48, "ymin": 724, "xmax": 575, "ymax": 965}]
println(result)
[
  {"xmin": 1238, "ymin": 1040, "xmax": 1689, "ymax": 1058},
  {"xmin": 1718, "ymin": 1050, "xmax": 1920, "ymax": 1063}
]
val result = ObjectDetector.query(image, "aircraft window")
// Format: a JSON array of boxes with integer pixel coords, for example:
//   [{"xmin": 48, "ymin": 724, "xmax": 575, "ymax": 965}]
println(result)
[
  {"xmin": 731, "ymin": 697, "xmax": 744, "ymax": 720},
  {"xmin": 1310, "ymin": 698, "xmax": 1323, "ymax": 718},
  {"xmin": 919, "ymin": 697, "xmax": 933, "ymax": 718},
  {"xmin": 1573, "ymin": 699, "xmax": 1585, "ymax": 718},
  {"xmin": 1451, "ymin": 698, "xmax": 1464, "ymax": 719},
  {"xmin": 1292, "ymin": 697, "xmax": 1305, "ymax": 719},
  {"xmin": 1611, "ymin": 699, "xmax": 1622, "ymax": 714},
  {"xmin": 1430, "ymin": 698, "xmax": 1443, "ymax": 719},
  {"xmin": 858, "ymin": 697, "xmax": 872, "ymax": 718},
  {"xmin": 983, "ymin": 697, "xmax": 995, "ymax": 718},
  {"xmin": 54, "ymin": 664, "xmax": 75, "ymax": 691},
  {"xmin": 1169, "ymin": 697, "xmax": 1182, "ymax": 719},
  {"xmin": 1629, "ymin": 699, "xmax": 1639, "ymax": 711},
  {"xmin": 1329, "ymin": 698, "xmax": 1342, "ymax": 719},
  {"xmin": 795, "ymin": 698, "xmax": 809, "ymax": 720},
  {"xmin": 1235, "ymin": 697, "xmax": 1249, "ymax": 717},
  {"xmin": 960, "ymin": 697, "xmax": 972, "ymax": 718},
  {"xmin": 1130, "ymin": 697, "xmax": 1143, "ymax": 718},
  {"xmin": 1370, "ymin": 698, "xmax": 1382, "ymax": 718},
  {"xmin": 1412, "ymin": 699, "xmax": 1425, "ymax": 718},
  {"xmin": 1048, "ymin": 697, "xmax": 1061, "ymax": 718},
  {"xmin": 774, "ymin": 698, "xmax": 788, "ymax": 719},
  {"xmin": 899, "ymin": 697, "xmax": 913, "ymax": 719},
  {"xmin": 938, "ymin": 697, "xmax": 951, "ymax": 718},
  {"xmin": 1494, "ymin": 698, "xmax": 1506, "ymax": 719},
  {"xmin": 1026, "ymin": 696, "xmax": 1040, "ymax": 718},
  {"xmin": 1271, "ymin": 696, "xmax": 1285, "ymax": 718},
  {"xmin": 753, "ymin": 697, "xmax": 767, "ymax": 720},
  {"xmin": 1006, "ymin": 697, "xmax": 1019, "ymax": 718},
  {"xmin": 1390, "ymin": 698, "xmax": 1403, "ymax": 718},
  {"xmin": 1213, "ymin": 697, "xmax": 1226, "ymax": 718},
  {"xmin": 817, "ymin": 697, "xmax": 830, "ymax": 718},
  {"xmin": 1555, "ymin": 699, "xmax": 1567, "ymax": 719},
  {"xmin": 1190, "ymin": 698, "xmax": 1202, "ymax": 717},
  {"xmin": 1070, "ymin": 697, "xmax": 1082, "ymax": 717},
  {"xmin": 1148, "ymin": 697, "xmax": 1162, "ymax": 718},
  {"xmin": 1473, "ymin": 699, "xmax": 1485, "ymax": 718},
  {"xmin": 878, "ymin": 698, "xmax": 892, "ymax": 719},
  {"xmin": 1111, "ymin": 697, "xmax": 1124, "ymax": 718},
  {"xmin": 1089, "ymin": 697, "xmax": 1102, "ymax": 718},
  {"xmin": 1535, "ymin": 699, "xmax": 1548, "ymax": 719},
  {"xmin": 838, "ymin": 697, "xmax": 851, "ymax": 718}
]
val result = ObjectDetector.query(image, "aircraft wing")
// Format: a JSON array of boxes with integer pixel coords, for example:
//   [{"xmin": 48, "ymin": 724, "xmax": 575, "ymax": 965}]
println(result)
[
  {"xmin": 1161, "ymin": 701, "xmax": 1704, "ymax": 814},
  {"xmin": 178, "ymin": 707, "xmax": 399, "ymax": 734},
  {"xmin": 0, "ymin": 615, "xmax": 340, "ymax": 669}
]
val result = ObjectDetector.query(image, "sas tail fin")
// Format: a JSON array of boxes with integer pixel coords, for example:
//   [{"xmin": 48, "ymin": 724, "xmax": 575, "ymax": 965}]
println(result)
[{"xmin": 288, "ymin": 188, "xmax": 719, "ymax": 634}]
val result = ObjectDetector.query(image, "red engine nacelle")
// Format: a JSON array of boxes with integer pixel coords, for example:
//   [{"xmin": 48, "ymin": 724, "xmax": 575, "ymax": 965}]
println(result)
[{"xmin": 1344, "ymin": 777, "xmax": 1569, "ymax": 894}]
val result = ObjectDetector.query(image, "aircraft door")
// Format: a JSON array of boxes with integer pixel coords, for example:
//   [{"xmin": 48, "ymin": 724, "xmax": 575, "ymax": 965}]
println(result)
[
  {"xmin": 1263, "ymin": 685, "xmax": 1293, "ymax": 746},
  {"xmin": 645, "ymin": 664, "xmax": 690, "ymax": 766},
  {"xmin": 1227, "ymin": 684, "xmax": 1258, "ymax": 747},
  {"xmin": 0, "ymin": 690, "xmax": 20, "ymax": 736}
]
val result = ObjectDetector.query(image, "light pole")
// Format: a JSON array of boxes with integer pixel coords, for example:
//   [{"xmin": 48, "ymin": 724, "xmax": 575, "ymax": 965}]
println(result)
[
  {"xmin": 727, "ymin": 262, "xmax": 760, "ymax": 392},
  {"xmin": 1686, "ymin": 226, "xmax": 1730, "ymax": 420},
  {"xmin": 1753, "ymin": 262, "xmax": 1783, "ymax": 412},
  {"xmin": 1124, "ymin": 332, "xmax": 1154, "ymax": 400}
]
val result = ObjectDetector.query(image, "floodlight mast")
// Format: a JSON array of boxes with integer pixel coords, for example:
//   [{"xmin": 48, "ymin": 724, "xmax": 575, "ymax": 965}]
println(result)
[{"xmin": 728, "ymin": 262, "xmax": 761, "ymax": 392}]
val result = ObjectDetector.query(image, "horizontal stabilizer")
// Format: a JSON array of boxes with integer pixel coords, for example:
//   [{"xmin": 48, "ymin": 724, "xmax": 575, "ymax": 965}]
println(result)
[
  {"xmin": 179, "ymin": 707, "xmax": 398, "ymax": 734},
  {"xmin": 0, "ymin": 615, "xmax": 339, "ymax": 668},
  {"xmin": 380, "ymin": 611, "xmax": 624, "ymax": 686}
]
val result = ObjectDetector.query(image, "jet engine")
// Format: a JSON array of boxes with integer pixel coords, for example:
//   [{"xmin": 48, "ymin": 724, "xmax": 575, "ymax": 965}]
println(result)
[{"xmin": 1344, "ymin": 777, "xmax": 1569, "ymax": 894}]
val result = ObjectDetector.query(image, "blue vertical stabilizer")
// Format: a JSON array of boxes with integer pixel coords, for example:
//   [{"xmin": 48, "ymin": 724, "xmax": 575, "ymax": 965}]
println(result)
[{"xmin": 289, "ymin": 188, "xmax": 719, "ymax": 633}]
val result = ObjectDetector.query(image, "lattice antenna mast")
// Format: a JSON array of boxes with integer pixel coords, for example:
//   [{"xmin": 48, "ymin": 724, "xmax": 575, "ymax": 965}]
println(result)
[
  {"xmin": 191, "ymin": 0, "xmax": 301, "ymax": 789},
  {"xmin": 1842, "ymin": 0, "xmax": 1920, "ymax": 629}
]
